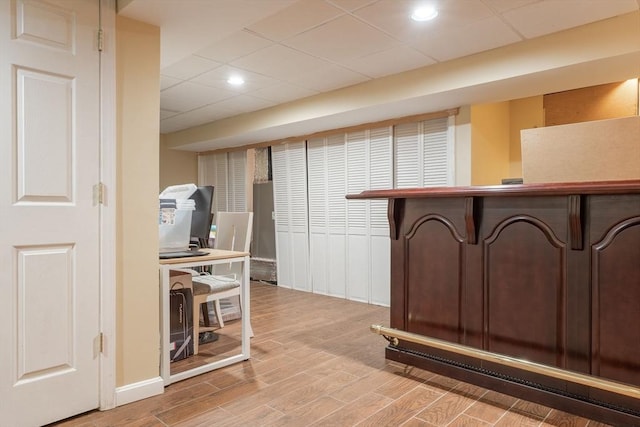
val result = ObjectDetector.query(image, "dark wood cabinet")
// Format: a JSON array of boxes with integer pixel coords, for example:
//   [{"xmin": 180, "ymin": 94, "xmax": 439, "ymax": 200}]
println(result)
[{"xmin": 349, "ymin": 181, "xmax": 640, "ymax": 425}]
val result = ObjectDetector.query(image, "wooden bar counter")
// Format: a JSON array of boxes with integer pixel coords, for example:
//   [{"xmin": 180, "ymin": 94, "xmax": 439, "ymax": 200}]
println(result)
[{"xmin": 348, "ymin": 180, "xmax": 640, "ymax": 425}]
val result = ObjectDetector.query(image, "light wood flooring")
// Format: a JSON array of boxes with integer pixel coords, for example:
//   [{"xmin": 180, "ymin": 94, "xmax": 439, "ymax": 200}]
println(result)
[{"xmin": 56, "ymin": 282, "xmax": 612, "ymax": 427}]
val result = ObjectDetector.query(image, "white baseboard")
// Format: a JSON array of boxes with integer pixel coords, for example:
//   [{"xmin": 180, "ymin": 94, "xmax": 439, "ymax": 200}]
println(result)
[{"xmin": 115, "ymin": 376, "xmax": 164, "ymax": 407}]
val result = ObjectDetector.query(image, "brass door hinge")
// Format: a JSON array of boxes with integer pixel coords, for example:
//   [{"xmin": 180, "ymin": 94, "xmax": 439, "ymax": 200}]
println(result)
[
  {"xmin": 94, "ymin": 182, "xmax": 106, "ymax": 205},
  {"xmin": 97, "ymin": 28, "xmax": 104, "ymax": 52}
]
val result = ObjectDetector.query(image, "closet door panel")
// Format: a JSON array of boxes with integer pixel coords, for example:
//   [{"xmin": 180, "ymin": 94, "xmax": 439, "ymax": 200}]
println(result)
[
  {"xmin": 328, "ymin": 234, "xmax": 347, "ymax": 298},
  {"xmin": 272, "ymin": 142, "xmax": 309, "ymax": 290},
  {"xmin": 347, "ymin": 234, "xmax": 369, "ymax": 302},
  {"xmin": 307, "ymin": 139, "xmax": 328, "ymax": 294},
  {"xmin": 370, "ymin": 235, "xmax": 390, "ymax": 306}
]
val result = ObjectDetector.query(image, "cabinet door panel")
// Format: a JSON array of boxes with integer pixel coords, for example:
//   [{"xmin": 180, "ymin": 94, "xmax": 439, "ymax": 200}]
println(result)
[
  {"xmin": 484, "ymin": 217, "xmax": 566, "ymax": 367},
  {"xmin": 592, "ymin": 218, "xmax": 640, "ymax": 385},
  {"xmin": 406, "ymin": 215, "xmax": 465, "ymax": 343}
]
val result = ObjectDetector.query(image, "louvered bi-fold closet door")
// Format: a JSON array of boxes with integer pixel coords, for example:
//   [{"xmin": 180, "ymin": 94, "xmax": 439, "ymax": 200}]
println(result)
[
  {"xmin": 228, "ymin": 151, "xmax": 247, "ymax": 212},
  {"xmin": 346, "ymin": 131, "xmax": 368, "ymax": 302},
  {"xmin": 307, "ymin": 129, "xmax": 392, "ymax": 304},
  {"xmin": 272, "ymin": 142, "xmax": 310, "ymax": 291},
  {"xmin": 307, "ymin": 135, "xmax": 347, "ymax": 297},
  {"xmin": 307, "ymin": 138, "xmax": 327, "ymax": 294},
  {"xmin": 368, "ymin": 127, "xmax": 393, "ymax": 306},
  {"xmin": 326, "ymin": 135, "xmax": 348, "ymax": 297},
  {"xmin": 346, "ymin": 128, "xmax": 392, "ymax": 304},
  {"xmin": 198, "ymin": 152, "xmax": 248, "ymax": 214},
  {"xmin": 395, "ymin": 117, "xmax": 452, "ymax": 188},
  {"xmin": 213, "ymin": 153, "xmax": 229, "ymax": 213},
  {"xmin": 423, "ymin": 117, "xmax": 453, "ymax": 186}
]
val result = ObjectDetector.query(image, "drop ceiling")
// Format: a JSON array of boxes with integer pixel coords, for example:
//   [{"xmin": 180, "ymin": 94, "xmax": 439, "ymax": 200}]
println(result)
[{"xmin": 118, "ymin": 0, "xmax": 640, "ymax": 148}]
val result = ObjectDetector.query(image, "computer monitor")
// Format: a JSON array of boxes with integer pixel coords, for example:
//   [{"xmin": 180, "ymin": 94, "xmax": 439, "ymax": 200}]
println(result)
[{"xmin": 189, "ymin": 186, "xmax": 214, "ymax": 247}]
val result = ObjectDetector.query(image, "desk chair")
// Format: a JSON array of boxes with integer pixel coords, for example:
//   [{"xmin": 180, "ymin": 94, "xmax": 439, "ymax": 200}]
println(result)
[{"xmin": 191, "ymin": 212, "xmax": 253, "ymax": 355}]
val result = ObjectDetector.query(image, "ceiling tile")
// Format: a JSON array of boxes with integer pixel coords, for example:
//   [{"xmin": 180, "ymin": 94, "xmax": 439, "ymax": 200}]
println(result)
[
  {"xmin": 342, "ymin": 45, "xmax": 436, "ymax": 78},
  {"xmin": 160, "ymin": 75, "xmax": 182, "ymax": 91},
  {"xmin": 160, "ymin": 109, "xmax": 179, "ymax": 119},
  {"xmin": 195, "ymin": 30, "xmax": 273, "ymax": 63},
  {"xmin": 288, "ymin": 63, "xmax": 370, "ymax": 92},
  {"xmin": 160, "ymin": 110, "xmax": 230, "ymax": 134},
  {"xmin": 252, "ymin": 82, "xmax": 319, "ymax": 103},
  {"xmin": 502, "ymin": 0, "xmax": 640, "ymax": 39},
  {"xmin": 120, "ymin": 0, "xmax": 297, "ymax": 67},
  {"xmin": 160, "ymin": 55, "xmax": 221, "ymax": 80},
  {"xmin": 482, "ymin": 0, "xmax": 540, "ymax": 14},
  {"xmin": 354, "ymin": 0, "xmax": 494, "ymax": 44},
  {"xmin": 231, "ymin": 44, "xmax": 333, "ymax": 79},
  {"xmin": 192, "ymin": 65, "xmax": 280, "ymax": 92},
  {"xmin": 412, "ymin": 16, "xmax": 522, "ymax": 62},
  {"xmin": 247, "ymin": 0, "xmax": 345, "ymax": 41},
  {"xmin": 212, "ymin": 95, "xmax": 277, "ymax": 114},
  {"xmin": 283, "ymin": 14, "xmax": 400, "ymax": 62},
  {"xmin": 176, "ymin": 103, "xmax": 237, "ymax": 121},
  {"xmin": 160, "ymin": 81, "xmax": 235, "ymax": 112},
  {"xmin": 326, "ymin": 0, "xmax": 379, "ymax": 12}
]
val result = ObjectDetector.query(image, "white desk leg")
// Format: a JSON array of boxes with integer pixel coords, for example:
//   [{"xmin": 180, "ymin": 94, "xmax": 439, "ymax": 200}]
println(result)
[
  {"xmin": 160, "ymin": 266, "xmax": 171, "ymax": 384},
  {"xmin": 241, "ymin": 255, "xmax": 252, "ymax": 357}
]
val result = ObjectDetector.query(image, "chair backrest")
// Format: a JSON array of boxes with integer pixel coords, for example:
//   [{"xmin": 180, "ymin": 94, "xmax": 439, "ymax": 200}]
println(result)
[{"xmin": 213, "ymin": 212, "xmax": 253, "ymax": 276}]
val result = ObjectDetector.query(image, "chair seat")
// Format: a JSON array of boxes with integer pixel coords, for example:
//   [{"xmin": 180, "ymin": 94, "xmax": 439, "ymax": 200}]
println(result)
[{"xmin": 192, "ymin": 275, "xmax": 240, "ymax": 295}]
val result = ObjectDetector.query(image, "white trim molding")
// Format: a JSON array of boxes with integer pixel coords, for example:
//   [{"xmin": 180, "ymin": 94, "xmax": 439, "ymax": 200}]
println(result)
[
  {"xmin": 99, "ymin": 0, "xmax": 118, "ymax": 411},
  {"xmin": 115, "ymin": 377, "xmax": 165, "ymax": 407}
]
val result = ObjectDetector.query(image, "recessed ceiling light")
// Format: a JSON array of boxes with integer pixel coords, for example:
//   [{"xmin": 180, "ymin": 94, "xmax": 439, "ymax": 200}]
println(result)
[
  {"xmin": 411, "ymin": 5, "xmax": 438, "ymax": 21},
  {"xmin": 227, "ymin": 75, "xmax": 245, "ymax": 86}
]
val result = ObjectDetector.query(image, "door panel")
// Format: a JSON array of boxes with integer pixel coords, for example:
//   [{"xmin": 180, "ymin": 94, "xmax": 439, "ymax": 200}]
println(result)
[
  {"xmin": 18, "ymin": 245, "xmax": 74, "ymax": 378},
  {"xmin": 0, "ymin": 0, "xmax": 101, "ymax": 425},
  {"xmin": 17, "ymin": 68, "xmax": 73, "ymax": 201}
]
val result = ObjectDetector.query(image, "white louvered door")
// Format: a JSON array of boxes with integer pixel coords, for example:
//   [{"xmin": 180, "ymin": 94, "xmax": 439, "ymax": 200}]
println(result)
[
  {"xmin": 307, "ymin": 128, "xmax": 392, "ymax": 304},
  {"xmin": 394, "ymin": 122, "xmax": 421, "ymax": 188},
  {"xmin": 307, "ymin": 135, "xmax": 347, "ymax": 297},
  {"xmin": 423, "ymin": 117, "xmax": 454, "ymax": 186},
  {"xmin": 368, "ymin": 128, "xmax": 393, "ymax": 306},
  {"xmin": 272, "ymin": 142, "xmax": 310, "ymax": 291},
  {"xmin": 345, "ymin": 128, "xmax": 393, "ymax": 304},
  {"xmin": 395, "ymin": 117, "xmax": 452, "ymax": 188},
  {"xmin": 326, "ymin": 136, "xmax": 347, "ymax": 297},
  {"xmin": 274, "ymin": 118, "xmax": 451, "ymax": 304},
  {"xmin": 228, "ymin": 151, "xmax": 246, "ymax": 212},
  {"xmin": 198, "ymin": 151, "xmax": 246, "ymax": 214},
  {"xmin": 307, "ymin": 138, "xmax": 329, "ymax": 294},
  {"xmin": 346, "ymin": 131, "xmax": 369, "ymax": 302},
  {"xmin": 214, "ymin": 153, "xmax": 229, "ymax": 213}
]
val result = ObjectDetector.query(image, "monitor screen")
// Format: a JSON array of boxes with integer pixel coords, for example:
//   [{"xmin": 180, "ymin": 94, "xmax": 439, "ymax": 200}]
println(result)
[{"xmin": 189, "ymin": 186, "xmax": 214, "ymax": 245}]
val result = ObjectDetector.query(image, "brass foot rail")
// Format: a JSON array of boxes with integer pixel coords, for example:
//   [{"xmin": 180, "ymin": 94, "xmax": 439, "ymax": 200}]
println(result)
[{"xmin": 370, "ymin": 324, "xmax": 640, "ymax": 400}]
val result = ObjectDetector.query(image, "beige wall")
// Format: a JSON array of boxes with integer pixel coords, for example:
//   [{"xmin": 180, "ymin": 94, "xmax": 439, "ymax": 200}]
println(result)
[
  {"xmin": 471, "ymin": 102, "xmax": 511, "ymax": 185},
  {"xmin": 454, "ymin": 106, "xmax": 472, "ymax": 186},
  {"xmin": 509, "ymin": 96, "xmax": 544, "ymax": 178},
  {"xmin": 116, "ymin": 16, "xmax": 160, "ymax": 387},
  {"xmin": 159, "ymin": 133, "xmax": 198, "ymax": 190}
]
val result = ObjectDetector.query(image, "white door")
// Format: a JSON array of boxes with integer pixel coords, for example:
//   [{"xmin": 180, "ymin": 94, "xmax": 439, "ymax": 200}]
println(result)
[
  {"xmin": 0, "ymin": 0, "xmax": 102, "ymax": 425},
  {"xmin": 272, "ymin": 141, "xmax": 310, "ymax": 291}
]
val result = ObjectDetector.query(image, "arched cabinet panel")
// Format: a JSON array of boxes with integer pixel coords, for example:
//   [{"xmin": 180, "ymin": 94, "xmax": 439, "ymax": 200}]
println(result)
[
  {"xmin": 591, "ymin": 218, "xmax": 640, "ymax": 385},
  {"xmin": 405, "ymin": 214, "xmax": 465, "ymax": 343},
  {"xmin": 484, "ymin": 217, "xmax": 566, "ymax": 367}
]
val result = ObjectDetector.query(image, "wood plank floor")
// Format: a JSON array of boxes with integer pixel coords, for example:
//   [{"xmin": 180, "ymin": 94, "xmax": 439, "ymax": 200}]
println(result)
[{"xmin": 56, "ymin": 282, "xmax": 612, "ymax": 427}]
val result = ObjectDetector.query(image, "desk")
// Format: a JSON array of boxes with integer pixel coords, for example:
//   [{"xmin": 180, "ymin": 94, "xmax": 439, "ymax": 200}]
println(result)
[{"xmin": 159, "ymin": 248, "xmax": 251, "ymax": 385}]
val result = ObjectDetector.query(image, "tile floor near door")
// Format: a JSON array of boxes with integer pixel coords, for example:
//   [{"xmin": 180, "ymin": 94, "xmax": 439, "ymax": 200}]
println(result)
[{"xmin": 57, "ymin": 282, "xmax": 612, "ymax": 427}]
